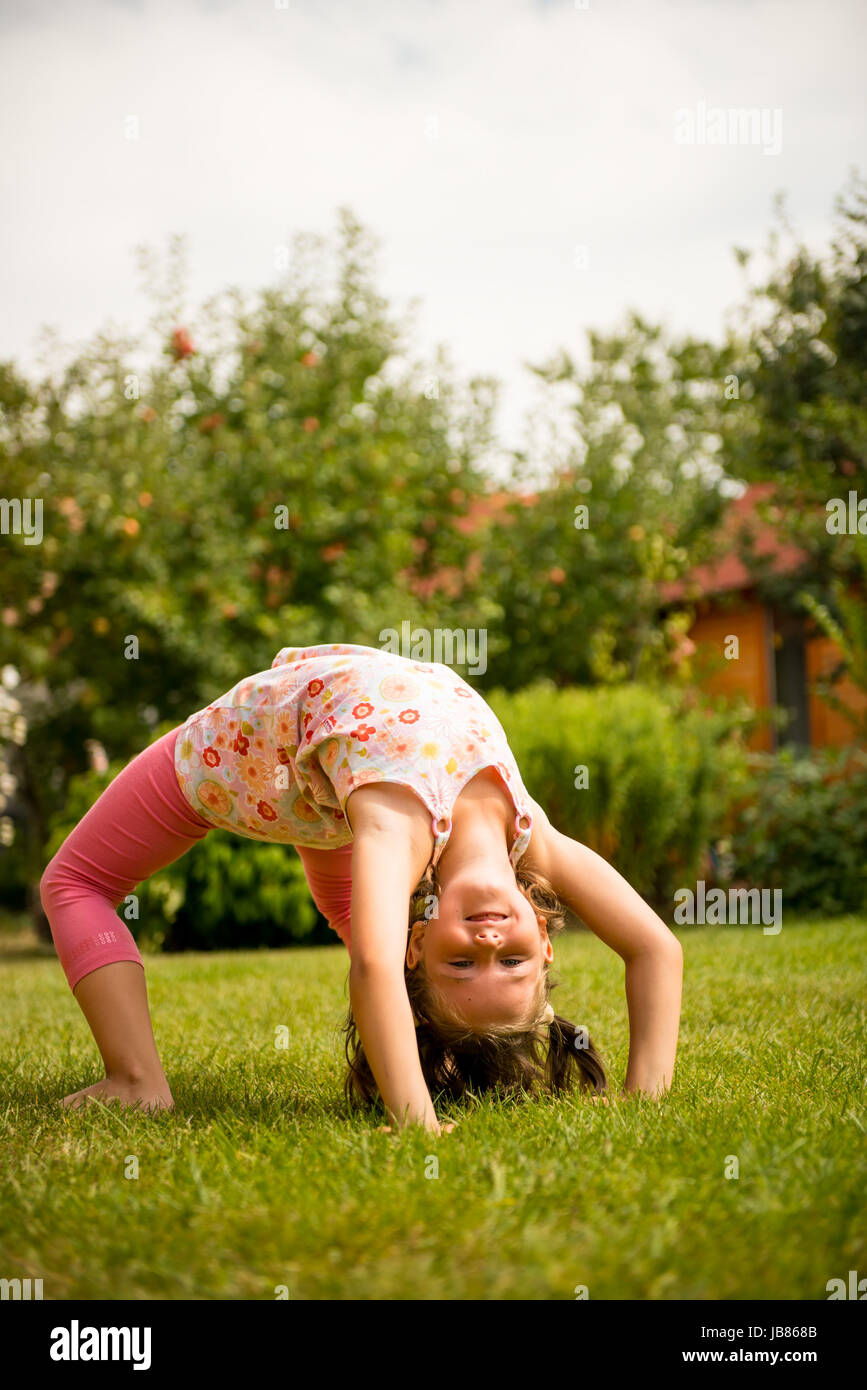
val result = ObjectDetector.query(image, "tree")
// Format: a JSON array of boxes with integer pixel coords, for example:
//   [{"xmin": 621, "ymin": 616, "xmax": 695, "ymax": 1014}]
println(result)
[
  {"xmin": 0, "ymin": 209, "xmax": 496, "ymax": 931},
  {"xmin": 718, "ymin": 169, "xmax": 867, "ymax": 734},
  {"xmin": 477, "ymin": 314, "xmax": 733, "ymax": 690}
]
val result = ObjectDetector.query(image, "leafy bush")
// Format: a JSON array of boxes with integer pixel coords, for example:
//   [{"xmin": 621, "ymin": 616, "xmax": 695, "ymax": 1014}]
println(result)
[
  {"xmin": 722, "ymin": 748, "xmax": 867, "ymax": 914},
  {"xmin": 44, "ymin": 757, "xmax": 327, "ymax": 953},
  {"xmin": 487, "ymin": 681, "xmax": 748, "ymax": 907},
  {"xmin": 165, "ymin": 832, "xmax": 321, "ymax": 952}
]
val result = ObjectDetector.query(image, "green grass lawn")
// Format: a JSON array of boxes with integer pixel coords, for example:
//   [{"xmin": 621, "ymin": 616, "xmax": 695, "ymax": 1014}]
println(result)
[{"xmin": 1, "ymin": 915, "xmax": 864, "ymax": 1300}]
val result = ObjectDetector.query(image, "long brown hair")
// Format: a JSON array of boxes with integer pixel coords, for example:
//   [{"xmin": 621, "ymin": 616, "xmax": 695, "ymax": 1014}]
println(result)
[{"xmin": 341, "ymin": 863, "xmax": 607, "ymax": 1114}]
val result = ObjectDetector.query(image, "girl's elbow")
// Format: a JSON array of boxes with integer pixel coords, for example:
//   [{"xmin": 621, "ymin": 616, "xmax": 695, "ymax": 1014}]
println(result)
[
  {"xmin": 625, "ymin": 931, "xmax": 682, "ymax": 966},
  {"xmin": 665, "ymin": 931, "xmax": 683, "ymax": 959}
]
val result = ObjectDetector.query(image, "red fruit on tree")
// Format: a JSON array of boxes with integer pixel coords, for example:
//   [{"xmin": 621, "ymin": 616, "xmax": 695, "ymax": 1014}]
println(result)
[
  {"xmin": 170, "ymin": 327, "xmax": 195, "ymax": 360},
  {"xmin": 198, "ymin": 412, "xmax": 225, "ymax": 433}
]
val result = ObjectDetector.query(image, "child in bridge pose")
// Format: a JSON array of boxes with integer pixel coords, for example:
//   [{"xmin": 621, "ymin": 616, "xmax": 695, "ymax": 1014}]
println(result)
[{"xmin": 41, "ymin": 642, "xmax": 683, "ymax": 1134}]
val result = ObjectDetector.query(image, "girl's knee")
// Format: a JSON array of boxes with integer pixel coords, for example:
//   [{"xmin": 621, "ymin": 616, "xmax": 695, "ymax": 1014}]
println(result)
[
  {"xmin": 39, "ymin": 853, "xmax": 91, "ymax": 923},
  {"xmin": 39, "ymin": 855, "xmax": 62, "ymax": 913}
]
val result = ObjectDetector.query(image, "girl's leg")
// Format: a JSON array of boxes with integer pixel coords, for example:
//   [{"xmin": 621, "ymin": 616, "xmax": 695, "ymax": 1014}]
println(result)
[
  {"xmin": 295, "ymin": 842, "xmax": 354, "ymax": 950},
  {"xmin": 61, "ymin": 963, "xmax": 175, "ymax": 1111},
  {"xmin": 39, "ymin": 726, "xmax": 213, "ymax": 1109}
]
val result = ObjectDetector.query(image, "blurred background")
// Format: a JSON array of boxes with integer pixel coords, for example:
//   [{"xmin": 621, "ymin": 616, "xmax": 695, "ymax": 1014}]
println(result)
[{"xmin": 1, "ymin": 0, "xmax": 865, "ymax": 954}]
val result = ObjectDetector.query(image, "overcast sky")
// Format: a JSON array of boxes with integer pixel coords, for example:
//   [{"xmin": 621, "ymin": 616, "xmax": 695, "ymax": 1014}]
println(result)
[{"xmin": 1, "ymin": 0, "xmax": 864, "ymax": 474}]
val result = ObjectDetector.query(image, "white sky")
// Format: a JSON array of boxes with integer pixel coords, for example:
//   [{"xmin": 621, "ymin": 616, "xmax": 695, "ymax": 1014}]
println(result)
[{"xmin": 1, "ymin": 0, "xmax": 865, "ymax": 477}]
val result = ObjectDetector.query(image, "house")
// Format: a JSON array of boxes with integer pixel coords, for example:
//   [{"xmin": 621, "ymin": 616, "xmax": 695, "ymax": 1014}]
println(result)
[
  {"xmin": 410, "ymin": 479, "xmax": 865, "ymax": 751},
  {"xmin": 658, "ymin": 482, "xmax": 866, "ymax": 751}
]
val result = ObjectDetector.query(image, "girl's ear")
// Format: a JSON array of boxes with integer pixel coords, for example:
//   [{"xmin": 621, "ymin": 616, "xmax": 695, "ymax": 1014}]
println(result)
[
  {"xmin": 406, "ymin": 920, "xmax": 426, "ymax": 969},
  {"xmin": 536, "ymin": 914, "xmax": 555, "ymax": 962}
]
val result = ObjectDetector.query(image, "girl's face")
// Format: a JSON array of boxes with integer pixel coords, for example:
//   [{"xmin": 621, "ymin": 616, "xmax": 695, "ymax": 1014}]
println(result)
[{"xmin": 406, "ymin": 864, "xmax": 554, "ymax": 1029}]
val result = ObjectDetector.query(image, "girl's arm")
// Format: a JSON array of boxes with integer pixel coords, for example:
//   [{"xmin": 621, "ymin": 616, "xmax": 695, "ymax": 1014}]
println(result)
[
  {"xmin": 525, "ymin": 800, "xmax": 683, "ymax": 1098},
  {"xmin": 346, "ymin": 789, "xmax": 441, "ymax": 1133}
]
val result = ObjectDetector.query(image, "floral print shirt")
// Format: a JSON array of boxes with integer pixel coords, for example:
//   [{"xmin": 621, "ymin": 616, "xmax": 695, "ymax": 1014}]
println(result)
[{"xmin": 173, "ymin": 642, "xmax": 534, "ymax": 877}]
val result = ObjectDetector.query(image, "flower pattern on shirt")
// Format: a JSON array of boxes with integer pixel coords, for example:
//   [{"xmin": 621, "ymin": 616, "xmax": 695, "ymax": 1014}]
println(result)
[{"xmin": 173, "ymin": 642, "xmax": 533, "ymax": 870}]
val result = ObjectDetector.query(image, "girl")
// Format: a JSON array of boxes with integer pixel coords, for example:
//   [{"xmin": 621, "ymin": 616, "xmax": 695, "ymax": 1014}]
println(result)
[{"xmin": 40, "ymin": 642, "xmax": 683, "ymax": 1135}]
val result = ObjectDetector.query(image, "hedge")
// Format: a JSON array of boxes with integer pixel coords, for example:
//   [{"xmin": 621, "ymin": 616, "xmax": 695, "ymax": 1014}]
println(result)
[{"xmin": 486, "ymin": 680, "xmax": 748, "ymax": 908}]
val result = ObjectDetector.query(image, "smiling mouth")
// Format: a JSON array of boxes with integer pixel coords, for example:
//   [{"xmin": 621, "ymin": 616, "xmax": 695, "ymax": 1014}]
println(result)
[{"xmin": 466, "ymin": 912, "xmax": 508, "ymax": 922}]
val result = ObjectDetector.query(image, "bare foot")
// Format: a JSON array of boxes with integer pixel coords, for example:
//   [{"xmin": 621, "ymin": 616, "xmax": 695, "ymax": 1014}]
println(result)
[
  {"xmin": 62, "ymin": 1077, "xmax": 175, "ymax": 1113},
  {"xmin": 376, "ymin": 1121, "xmax": 457, "ymax": 1135}
]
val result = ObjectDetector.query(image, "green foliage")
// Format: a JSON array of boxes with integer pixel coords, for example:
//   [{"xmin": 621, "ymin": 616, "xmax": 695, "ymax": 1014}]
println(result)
[
  {"xmin": 0, "ymin": 208, "xmax": 494, "ymax": 910},
  {"xmin": 487, "ymin": 682, "xmax": 749, "ymax": 907},
  {"xmin": 6, "ymin": 179, "xmax": 867, "ymax": 937},
  {"xmin": 44, "ymin": 754, "xmax": 324, "ymax": 953},
  {"xmin": 478, "ymin": 314, "xmax": 732, "ymax": 690},
  {"xmin": 724, "ymin": 748, "xmax": 867, "ymax": 914},
  {"xmin": 719, "ymin": 170, "xmax": 867, "ymax": 706},
  {"xmin": 797, "ymin": 529, "xmax": 867, "ymax": 742},
  {"xmin": 168, "ymin": 833, "xmax": 320, "ymax": 952},
  {"xmin": 723, "ymin": 174, "xmax": 867, "ymax": 492}
]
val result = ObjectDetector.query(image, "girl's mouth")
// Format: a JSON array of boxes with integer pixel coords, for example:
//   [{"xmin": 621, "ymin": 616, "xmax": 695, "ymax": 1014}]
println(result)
[{"xmin": 466, "ymin": 912, "xmax": 507, "ymax": 922}]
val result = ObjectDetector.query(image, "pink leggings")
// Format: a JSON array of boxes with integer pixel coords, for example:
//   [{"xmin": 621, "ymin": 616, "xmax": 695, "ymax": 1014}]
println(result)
[
  {"xmin": 40, "ymin": 726, "xmax": 354, "ymax": 992},
  {"xmin": 40, "ymin": 727, "xmax": 217, "ymax": 991}
]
